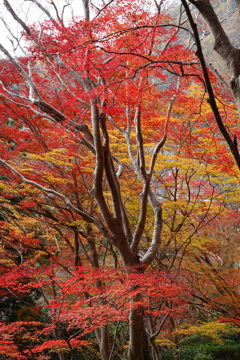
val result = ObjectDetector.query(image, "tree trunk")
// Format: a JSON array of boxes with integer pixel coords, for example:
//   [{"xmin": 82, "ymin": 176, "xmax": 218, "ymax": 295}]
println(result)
[
  {"xmin": 149, "ymin": 337, "xmax": 163, "ymax": 360},
  {"xmin": 189, "ymin": 0, "xmax": 240, "ymax": 114},
  {"xmin": 100, "ymin": 325, "xmax": 111, "ymax": 360},
  {"xmin": 95, "ymin": 325, "xmax": 111, "ymax": 360},
  {"xmin": 181, "ymin": 0, "xmax": 240, "ymax": 169},
  {"xmin": 236, "ymin": 0, "xmax": 240, "ymax": 15},
  {"xmin": 128, "ymin": 307, "xmax": 151, "ymax": 360}
]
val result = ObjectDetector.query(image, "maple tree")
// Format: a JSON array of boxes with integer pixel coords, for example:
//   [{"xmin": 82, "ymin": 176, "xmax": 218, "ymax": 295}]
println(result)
[{"xmin": 0, "ymin": 0, "xmax": 239, "ymax": 360}]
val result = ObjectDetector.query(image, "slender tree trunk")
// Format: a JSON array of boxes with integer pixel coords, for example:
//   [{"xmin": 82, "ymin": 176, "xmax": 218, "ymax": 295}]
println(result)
[
  {"xmin": 149, "ymin": 337, "xmax": 162, "ymax": 360},
  {"xmin": 82, "ymin": 0, "xmax": 90, "ymax": 21},
  {"xmin": 96, "ymin": 325, "xmax": 111, "ymax": 360}
]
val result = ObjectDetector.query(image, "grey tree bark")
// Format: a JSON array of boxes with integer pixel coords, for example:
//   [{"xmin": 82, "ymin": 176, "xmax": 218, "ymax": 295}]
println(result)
[
  {"xmin": 188, "ymin": 0, "xmax": 240, "ymax": 114},
  {"xmin": 181, "ymin": 0, "xmax": 240, "ymax": 169},
  {"xmin": 236, "ymin": 0, "xmax": 240, "ymax": 14}
]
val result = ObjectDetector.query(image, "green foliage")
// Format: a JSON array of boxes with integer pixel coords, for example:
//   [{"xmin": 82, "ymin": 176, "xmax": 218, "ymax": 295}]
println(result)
[{"xmin": 178, "ymin": 333, "xmax": 240, "ymax": 360}]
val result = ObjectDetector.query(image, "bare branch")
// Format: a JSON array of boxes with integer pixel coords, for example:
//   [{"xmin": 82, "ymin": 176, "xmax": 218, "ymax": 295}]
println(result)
[
  {"xmin": 134, "ymin": 107, "xmax": 146, "ymax": 178},
  {"xmin": 149, "ymin": 83, "xmax": 178, "ymax": 176},
  {"xmin": 3, "ymin": 0, "xmax": 31, "ymax": 36},
  {"xmin": 140, "ymin": 206, "xmax": 163, "ymax": 265}
]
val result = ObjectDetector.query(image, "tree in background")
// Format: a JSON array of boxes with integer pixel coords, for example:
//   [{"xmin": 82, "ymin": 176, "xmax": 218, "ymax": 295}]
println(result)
[
  {"xmin": 0, "ymin": 1, "xmax": 239, "ymax": 359},
  {"xmin": 180, "ymin": 0, "xmax": 240, "ymax": 168}
]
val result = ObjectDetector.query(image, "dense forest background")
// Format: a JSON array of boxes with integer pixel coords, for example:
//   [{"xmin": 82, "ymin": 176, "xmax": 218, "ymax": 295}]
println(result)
[{"xmin": 0, "ymin": 0, "xmax": 239, "ymax": 359}]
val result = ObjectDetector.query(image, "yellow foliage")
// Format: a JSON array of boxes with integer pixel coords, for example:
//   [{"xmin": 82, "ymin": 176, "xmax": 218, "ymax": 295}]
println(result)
[
  {"xmin": 155, "ymin": 339, "xmax": 176, "ymax": 347},
  {"xmin": 176, "ymin": 321, "xmax": 240, "ymax": 343},
  {"xmin": 67, "ymin": 220, "xmax": 87, "ymax": 228},
  {"xmin": 29, "ymin": 148, "xmax": 73, "ymax": 167}
]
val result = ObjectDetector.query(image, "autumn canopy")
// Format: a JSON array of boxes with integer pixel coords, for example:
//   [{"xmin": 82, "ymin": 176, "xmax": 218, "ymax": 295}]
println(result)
[{"xmin": 0, "ymin": 0, "xmax": 239, "ymax": 359}]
